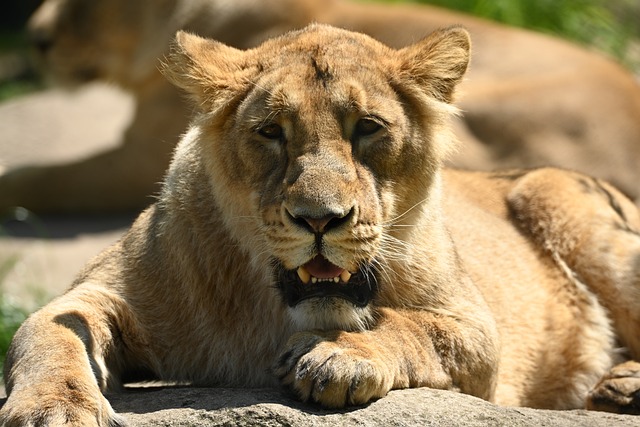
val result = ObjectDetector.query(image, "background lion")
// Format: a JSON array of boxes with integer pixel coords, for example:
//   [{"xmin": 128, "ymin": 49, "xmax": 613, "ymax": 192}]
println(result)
[
  {"xmin": 1, "ymin": 24, "xmax": 639, "ymax": 425},
  {"xmin": 1, "ymin": 0, "xmax": 639, "ymax": 212}
]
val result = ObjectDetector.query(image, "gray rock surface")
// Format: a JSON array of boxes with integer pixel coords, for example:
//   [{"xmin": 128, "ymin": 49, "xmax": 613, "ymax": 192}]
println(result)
[{"xmin": 100, "ymin": 387, "xmax": 637, "ymax": 426}]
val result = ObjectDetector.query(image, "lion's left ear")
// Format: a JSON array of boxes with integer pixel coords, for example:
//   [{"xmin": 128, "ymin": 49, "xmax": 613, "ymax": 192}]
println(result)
[
  {"xmin": 161, "ymin": 31, "xmax": 252, "ymax": 112},
  {"xmin": 397, "ymin": 26, "xmax": 470, "ymax": 103}
]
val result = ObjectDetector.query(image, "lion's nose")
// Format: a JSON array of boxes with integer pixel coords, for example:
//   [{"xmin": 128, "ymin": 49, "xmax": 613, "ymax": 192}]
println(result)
[
  {"xmin": 302, "ymin": 215, "xmax": 341, "ymax": 234},
  {"xmin": 286, "ymin": 207, "xmax": 354, "ymax": 234}
]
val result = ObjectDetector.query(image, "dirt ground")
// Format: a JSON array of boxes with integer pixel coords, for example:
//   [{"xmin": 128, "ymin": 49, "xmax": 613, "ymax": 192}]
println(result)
[{"xmin": 0, "ymin": 83, "xmax": 136, "ymax": 311}]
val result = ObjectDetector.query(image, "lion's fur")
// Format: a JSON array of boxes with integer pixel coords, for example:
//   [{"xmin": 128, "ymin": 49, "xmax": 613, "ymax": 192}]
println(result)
[
  {"xmin": 2, "ymin": 0, "xmax": 640, "ymax": 212},
  {"xmin": 2, "ymin": 25, "xmax": 640, "ymax": 424}
]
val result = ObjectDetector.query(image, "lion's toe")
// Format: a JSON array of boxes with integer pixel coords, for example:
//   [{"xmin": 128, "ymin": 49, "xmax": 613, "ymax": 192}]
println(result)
[
  {"xmin": 274, "ymin": 332, "xmax": 392, "ymax": 408},
  {"xmin": 587, "ymin": 360, "xmax": 640, "ymax": 415}
]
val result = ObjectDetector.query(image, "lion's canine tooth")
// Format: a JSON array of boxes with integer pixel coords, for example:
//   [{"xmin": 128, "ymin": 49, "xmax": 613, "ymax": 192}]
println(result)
[
  {"xmin": 340, "ymin": 270, "xmax": 352, "ymax": 283},
  {"xmin": 297, "ymin": 267, "xmax": 311, "ymax": 284}
]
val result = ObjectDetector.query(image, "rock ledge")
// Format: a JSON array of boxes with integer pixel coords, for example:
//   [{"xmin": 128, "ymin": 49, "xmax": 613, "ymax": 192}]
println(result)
[{"xmin": 96, "ymin": 386, "xmax": 637, "ymax": 426}]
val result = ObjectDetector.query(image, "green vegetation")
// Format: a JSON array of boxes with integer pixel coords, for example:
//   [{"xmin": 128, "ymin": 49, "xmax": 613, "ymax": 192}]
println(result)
[
  {"xmin": 384, "ymin": 0, "xmax": 640, "ymax": 70},
  {"xmin": 0, "ymin": 29, "xmax": 30, "ymax": 53},
  {"xmin": 0, "ymin": 208, "xmax": 49, "ymax": 376},
  {"xmin": 0, "ymin": 79, "xmax": 42, "ymax": 101},
  {"xmin": 0, "ymin": 256, "xmax": 28, "ymax": 372},
  {"xmin": 0, "ymin": 30, "xmax": 42, "ymax": 102},
  {"xmin": 0, "ymin": 1, "xmax": 638, "ymax": 103}
]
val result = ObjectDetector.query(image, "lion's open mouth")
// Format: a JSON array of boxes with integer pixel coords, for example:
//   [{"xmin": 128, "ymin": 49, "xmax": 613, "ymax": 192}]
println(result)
[{"xmin": 275, "ymin": 255, "xmax": 378, "ymax": 308}]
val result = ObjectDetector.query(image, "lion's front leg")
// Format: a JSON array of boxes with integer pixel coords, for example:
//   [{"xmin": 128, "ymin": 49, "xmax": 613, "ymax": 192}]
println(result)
[
  {"xmin": 274, "ymin": 308, "xmax": 499, "ymax": 408},
  {"xmin": 0, "ymin": 285, "xmax": 137, "ymax": 426}
]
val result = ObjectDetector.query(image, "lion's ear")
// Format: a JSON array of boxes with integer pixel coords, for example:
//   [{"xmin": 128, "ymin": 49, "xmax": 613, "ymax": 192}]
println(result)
[
  {"xmin": 397, "ymin": 26, "xmax": 470, "ymax": 103},
  {"xmin": 161, "ymin": 31, "xmax": 250, "ymax": 111}
]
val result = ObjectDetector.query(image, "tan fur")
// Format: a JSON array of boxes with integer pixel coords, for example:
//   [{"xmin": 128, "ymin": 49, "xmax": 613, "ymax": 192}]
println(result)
[
  {"xmin": 2, "ymin": 25, "xmax": 640, "ymax": 425},
  {"xmin": 2, "ymin": 0, "xmax": 640, "ymax": 213}
]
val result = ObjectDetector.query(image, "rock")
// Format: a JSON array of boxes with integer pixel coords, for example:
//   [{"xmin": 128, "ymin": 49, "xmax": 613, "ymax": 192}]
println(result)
[{"xmin": 92, "ymin": 387, "xmax": 637, "ymax": 426}]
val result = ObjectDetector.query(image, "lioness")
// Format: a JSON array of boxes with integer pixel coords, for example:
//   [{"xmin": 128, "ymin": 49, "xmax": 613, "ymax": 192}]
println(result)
[
  {"xmin": 2, "ymin": 24, "xmax": 640, "ymax": 425},
  {"xmin": 4, "ymin": 0, "xmax": 640, "ymax": 212}
]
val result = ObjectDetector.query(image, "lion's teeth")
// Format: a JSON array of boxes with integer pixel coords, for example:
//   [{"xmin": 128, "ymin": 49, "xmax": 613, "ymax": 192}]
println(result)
[
  {"xmin": 297, "ymin": 267, "xmax": 311, "ymax": 284},
  {"xmin": 298, "ymin": 267, "xmax": 351, "ymax": 285},
  {"xmin": 340, "ymin": 270, "xmax": 352, "ymax": 283}
]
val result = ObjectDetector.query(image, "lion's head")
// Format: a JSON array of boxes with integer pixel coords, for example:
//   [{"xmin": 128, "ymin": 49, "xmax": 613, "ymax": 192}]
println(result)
[
  {"xmin": 25, "ymin": 0, "xmax": 315, "ymax": 90},
  {"xmin": 162, "ymin": 24, "xmax": 469, "ymax": 331},
  {"xmin": 27, "ymin": 0, "xmax": 183, "ymax": 87}
]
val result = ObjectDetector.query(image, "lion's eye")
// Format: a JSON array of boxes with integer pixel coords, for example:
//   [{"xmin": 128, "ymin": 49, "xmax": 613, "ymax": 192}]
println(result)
[
  {"xmin": 354, "ymin": 118, "xmax": 383, "ymax": 138},
  {"xmin": 257, "ymin": 123, "xmax": 283, "ymax": 140}
]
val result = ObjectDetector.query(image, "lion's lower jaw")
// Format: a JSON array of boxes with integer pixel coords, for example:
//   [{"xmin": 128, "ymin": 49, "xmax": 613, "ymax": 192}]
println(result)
[{"xmin": 287, "ymin": 299, "xmax": 375, "ymax": 332}]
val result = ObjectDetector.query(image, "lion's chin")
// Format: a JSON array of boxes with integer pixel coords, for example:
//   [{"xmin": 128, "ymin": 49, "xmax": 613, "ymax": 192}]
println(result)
[
  {"xmin": 287, "ymin": 299, "xmax": 376, "ymax": 332},
  {"xmin": 273, "ymin": 257, "xmax": 379, "ymax": 331}
]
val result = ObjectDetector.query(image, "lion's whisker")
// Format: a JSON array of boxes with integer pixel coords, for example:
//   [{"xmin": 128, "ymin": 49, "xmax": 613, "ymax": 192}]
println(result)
[{"xmin": 383, "ymin": 197, "xmax": 431, "ymax": 226}]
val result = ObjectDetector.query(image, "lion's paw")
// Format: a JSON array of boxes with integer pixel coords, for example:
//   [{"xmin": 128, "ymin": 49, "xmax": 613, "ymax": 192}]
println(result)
[
  {"xmin": 0, "ymin": 386, "xmax": 126, "ymax": 427},
  {"xmin": 586, "ymin": 360, "xmax": 640, "ymax": 415},
  {"xmin": 273, "ymin": 332, "xmax": 394, "ymax": 408}
]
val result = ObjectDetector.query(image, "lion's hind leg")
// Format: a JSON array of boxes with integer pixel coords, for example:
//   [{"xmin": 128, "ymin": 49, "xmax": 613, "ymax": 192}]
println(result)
[{"xmin": 507, "ymin": 168, "xmax": 640, "ymax": 413}]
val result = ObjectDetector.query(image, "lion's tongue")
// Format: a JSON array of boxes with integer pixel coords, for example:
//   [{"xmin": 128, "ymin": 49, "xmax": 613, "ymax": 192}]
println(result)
[{"xmin": 304, "ymin": 255, "xmax": 344, "ymax": 279}]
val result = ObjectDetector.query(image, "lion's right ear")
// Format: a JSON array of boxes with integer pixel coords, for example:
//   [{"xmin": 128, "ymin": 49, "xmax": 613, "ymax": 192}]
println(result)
[{"xmin": 161, "ymin": 31, "xmax": 250, "ymax": 112}]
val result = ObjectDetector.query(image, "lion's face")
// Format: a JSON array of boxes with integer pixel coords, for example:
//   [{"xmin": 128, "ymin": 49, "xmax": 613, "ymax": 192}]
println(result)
[
  {"xmin": 27, "ymin": 0, "xmax": 176, "ymax": 87},
  {"xmin": 164, "ymin": 25, "xmax": 469, "ymax": 330}
]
